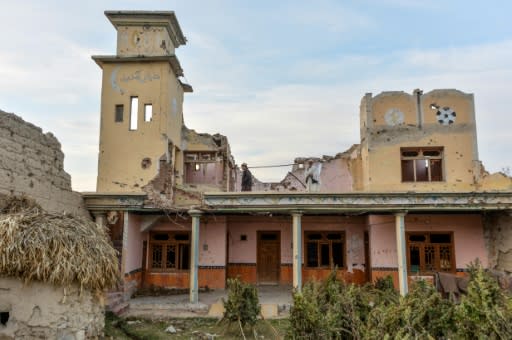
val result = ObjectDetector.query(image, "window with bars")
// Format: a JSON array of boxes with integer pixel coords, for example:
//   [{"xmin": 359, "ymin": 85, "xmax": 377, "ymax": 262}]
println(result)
[
  {"xmin": 401, "ymin": 147, "xmax": 443, "ymax": 182},
  {"xmin": 305, "ymin": 231, "xmax": 345, "ymax": 269},
  {"xmin": 407, "ymin": 232, "xmax": 454, "ymax": 273},
  {"xmin": 149, "ymin": 232, "xmax": 190, "ymax": 271}
]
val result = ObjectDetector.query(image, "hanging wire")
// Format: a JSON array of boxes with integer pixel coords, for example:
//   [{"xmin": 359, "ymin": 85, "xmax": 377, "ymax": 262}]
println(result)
[{"xmin": 248, "ymin": 163, "xmax": 297, "ymax": 169}]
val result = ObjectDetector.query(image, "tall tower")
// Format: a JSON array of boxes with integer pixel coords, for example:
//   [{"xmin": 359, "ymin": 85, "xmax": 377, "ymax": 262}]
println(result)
[{"xmin": 93, "ymin": 11, "xmax": 192, "ymax": 192}]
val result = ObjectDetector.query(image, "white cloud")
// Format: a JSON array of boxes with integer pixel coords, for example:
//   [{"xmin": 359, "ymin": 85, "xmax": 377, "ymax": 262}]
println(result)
[
  {"xmin": 403, "ymin": 40, "xmax": 512, "ymax": 73},
  {"xmin": 285, "ymin": 2, "xmax": 373, "ymax": 34},
  {"xmin": 185, "ymin": 39, "xmax": 512, "ymax": 182}
]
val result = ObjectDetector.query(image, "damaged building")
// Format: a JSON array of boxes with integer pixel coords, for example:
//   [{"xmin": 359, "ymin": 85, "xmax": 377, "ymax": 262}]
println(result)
[{"xmin": 83, "ymin": 10, "xmax": 512, "ymax": 306}]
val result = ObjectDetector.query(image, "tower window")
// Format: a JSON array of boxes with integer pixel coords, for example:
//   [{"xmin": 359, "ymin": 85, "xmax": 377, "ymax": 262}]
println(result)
[
  {"xmin": 129, "ymin": 97, "xmax": 139, "ymax": 130},
  {"xmin": 401, "ymin": 147, "xmax": 443, "ymax": 182},
  {"xmin": 115, "ymin": 104, "xmax": 124, "ymax": 122},
  {"xmin": 144, "ymin": 104, "xmax": 153, "ymax": 122}
]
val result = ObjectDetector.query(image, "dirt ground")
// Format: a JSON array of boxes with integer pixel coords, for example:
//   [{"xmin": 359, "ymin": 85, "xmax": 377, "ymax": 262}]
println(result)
[{"xmin": 105, "ymin": 312, "xmax": 289, "ymax": 339}]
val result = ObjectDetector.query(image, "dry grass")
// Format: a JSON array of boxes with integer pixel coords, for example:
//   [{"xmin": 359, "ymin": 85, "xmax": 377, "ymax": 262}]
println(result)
[{"xmin": 0, "ymin": 195, "xmax": 119, "ymax": 291}]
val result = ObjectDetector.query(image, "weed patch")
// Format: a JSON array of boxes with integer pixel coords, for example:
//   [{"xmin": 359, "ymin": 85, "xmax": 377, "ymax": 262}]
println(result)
[{"xmin": 288, "ymin": 264, "xmax": 512, "ymax": 339}]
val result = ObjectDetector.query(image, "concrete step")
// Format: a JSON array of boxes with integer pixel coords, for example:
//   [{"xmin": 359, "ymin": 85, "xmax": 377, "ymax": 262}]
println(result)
[
  {"xmin": 124, "ymin": 302, "xmax": 210, "ymax": 319},
  {"xmin": 106, "ymin": 292, "xmax": 125, "ymax": 309},
  {"xmin": 109, "ymin": 301, "xmax": 130, "ymax": 316}
]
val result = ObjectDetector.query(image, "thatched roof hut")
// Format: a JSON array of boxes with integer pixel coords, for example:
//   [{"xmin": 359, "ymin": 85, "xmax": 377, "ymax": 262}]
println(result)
[
  {"xmin": 0, "ymin": 196, "xmax": 119, "ymax": 339},
  {"xmin": 0, "ymin": 196, "xmax": 118, "ymax": 291}
]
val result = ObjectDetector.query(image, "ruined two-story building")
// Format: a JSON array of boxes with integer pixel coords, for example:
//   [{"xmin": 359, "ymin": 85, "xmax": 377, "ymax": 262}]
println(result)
[{"xmin": 83, "ymin": 10, "xmax": 512, "ymax": 303}]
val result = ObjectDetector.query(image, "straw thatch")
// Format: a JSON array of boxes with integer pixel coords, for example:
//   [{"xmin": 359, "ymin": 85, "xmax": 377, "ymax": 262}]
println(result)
[{"xmin": 0, "ymin": 196, "xmax": 119, "ymax": 291}]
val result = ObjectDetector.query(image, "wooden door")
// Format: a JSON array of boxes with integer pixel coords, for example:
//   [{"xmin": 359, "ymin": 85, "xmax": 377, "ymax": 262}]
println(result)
[{"xmin": 257, "ymin": 231, "xmax": 280, "ymax": 285}]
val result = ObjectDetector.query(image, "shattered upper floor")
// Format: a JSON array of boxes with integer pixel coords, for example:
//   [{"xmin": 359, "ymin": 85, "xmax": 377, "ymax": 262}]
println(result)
[{"xmin": 255, "ymin": 89, "xmax": 512, "ymax": 193}]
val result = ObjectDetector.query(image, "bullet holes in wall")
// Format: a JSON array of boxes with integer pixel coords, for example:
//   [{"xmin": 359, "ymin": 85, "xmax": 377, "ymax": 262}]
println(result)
[{"xmin": 141, "ymin": 157, "xmax": 152, "ymax": 169}]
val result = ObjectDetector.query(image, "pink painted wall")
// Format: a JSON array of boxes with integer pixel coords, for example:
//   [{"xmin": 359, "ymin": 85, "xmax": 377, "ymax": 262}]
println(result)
[
  {"xmin": 319, "ymin": 158, "xmax": 354, "ymax": 193},
  {"xmin": 185, "ymin": 162, "xmax": 224, "ymax": 186},
  {"xmin": 199, "ymin": 217, "xmax": 227, "ymax": 266},
  {"xmin": 228, "ymin": 216, "xmax": 292, "ymax": 263},
  {"xmin": 150, "ymin": 216, "xmax": 227, "ymax": 266},
  {"xmin": 368, "ymin": 214, "xmax": 488, "ymax": 268},
  {"xmin": 301, "ymin": 216, "xmax": 366, "ymax": 272},
  {"xmin": 274, "ymin": 158, "xmax": 355, "ymax": 192},
  {"xmin": 227, "ymin": 215, "xmax": 366, "ymax": 272},
  {"xmin": 126, "ymin": 213, "xmax": 144, "ymax": 274}
]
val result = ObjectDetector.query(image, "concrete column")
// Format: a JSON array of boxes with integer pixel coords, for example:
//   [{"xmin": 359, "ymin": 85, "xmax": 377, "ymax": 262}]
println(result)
[
  {"xmin": 188, "ymin": 209, "xmax": 202, "ymax": 304},
  {"xmin": 121, "ymin": 211, "xmax": 129, "ymax": 284},
  {"xmin": 291, "ymin": 211, "xmax": 303, "ymax": 291},
  {"xmin": 92, "ymin": 211, "xmax": 106, "ymax": 227},
  {"xmin": 395, "ymin": 212, "xmax": 408, "ymax": 296}
]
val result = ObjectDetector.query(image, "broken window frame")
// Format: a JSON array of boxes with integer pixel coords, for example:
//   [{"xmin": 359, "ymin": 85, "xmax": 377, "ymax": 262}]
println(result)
[
  {"xmin": 149, "ymin": 231, "xmax": 190, "ymax": 272},
  {"xmin": 184, "ymin": 152, "xmax": 216, "ymax": 163},
  {"xmin": 406, "ymin": 232, "xmax": 455, "ymax": 274},
  {"xmin": 401, "ymin": 147, "xmax": 444, "ymax": 182},
  {"xmin": 184, "ymin": 151, "xmax": 218, "ymax": 175},
  {"xmin": 304, "ymin": 231, "xmax": 346, "ymax": 269}
]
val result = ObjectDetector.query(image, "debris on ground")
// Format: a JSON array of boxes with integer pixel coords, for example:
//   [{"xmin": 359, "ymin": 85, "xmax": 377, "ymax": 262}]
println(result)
[{"xmin": 165, "ymin": 324, "xmax": 177, "ymax": 333}]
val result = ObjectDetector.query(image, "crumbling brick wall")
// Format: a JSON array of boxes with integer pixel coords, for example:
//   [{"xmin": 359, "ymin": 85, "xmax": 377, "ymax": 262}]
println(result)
[{"xmin": 0, "ymin": 110, "xmax": 88, "ymax": 217}]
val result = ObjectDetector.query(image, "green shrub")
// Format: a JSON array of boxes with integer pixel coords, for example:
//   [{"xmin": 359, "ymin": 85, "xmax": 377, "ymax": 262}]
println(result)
[
  {"xmin": 455, "ymin": 263, "xmax": 512, "ymax": 339},
  {"xmin": 288, "ymin": 281, "xmax": 328, "ymax": 339},
  {"xmin": 222, "ymin": 278, "xmax": 260, "ymax": 327},
  {"xmin": 289, "ymin": 271, "xmax": 376, "ymax": 339},
  {"xmin": 397, "ymin": 280, "xmax": 455, "ymax": 339},
  {"xmin": 288, "ymin": 268, "xmax": 512, "ymax": 340}
]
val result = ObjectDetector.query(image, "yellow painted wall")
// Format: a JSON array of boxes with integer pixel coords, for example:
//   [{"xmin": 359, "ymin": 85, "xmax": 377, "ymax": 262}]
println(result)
[
  {"xmin": 97, "ymin": 61, "xmax": 184, "ymax": 192},
  {"xmin": 360, "ymin": 89, "xmax": 479, "ymax": 192},
  {"xmin": 116, "ymin": 25, "xmax": 174, "ymax": 57}
]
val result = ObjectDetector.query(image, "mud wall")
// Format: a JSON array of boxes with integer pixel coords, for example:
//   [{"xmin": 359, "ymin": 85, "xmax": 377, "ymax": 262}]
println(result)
[
  {"xmin": 0, "ymin": 110, "xmax": 88, "ymax": 217},
  {"xmin": 0, "ymin": 278, "xmax": 104, "ymax": 339}
]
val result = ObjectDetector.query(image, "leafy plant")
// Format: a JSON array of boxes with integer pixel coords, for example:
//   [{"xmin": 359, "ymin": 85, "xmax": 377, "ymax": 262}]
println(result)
[
  {"xmin": 454, "ymin": 262, "xmax": 512, "ymax": 339},
  {"xmin": 288, "ymin": 266, "xmax": 512, "ymax": 340},
  {"xmin": 220, "ymin": 278, "xmax": 261, "ymax": 338},
  {"xmin": 288, "ymin": 281, "xmax": 328, "ymax": 339}
]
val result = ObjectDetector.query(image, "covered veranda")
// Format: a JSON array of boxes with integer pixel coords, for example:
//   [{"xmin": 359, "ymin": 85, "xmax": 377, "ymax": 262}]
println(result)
[{"xmin": 84, "ymin": 191, "xmax": 512, "ymax": 304}]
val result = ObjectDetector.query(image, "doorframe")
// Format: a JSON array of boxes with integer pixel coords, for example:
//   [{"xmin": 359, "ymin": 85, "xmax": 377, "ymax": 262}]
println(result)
[{"xmin": 256, "ymin": 230, "xmax": 281, "ymax": 285}]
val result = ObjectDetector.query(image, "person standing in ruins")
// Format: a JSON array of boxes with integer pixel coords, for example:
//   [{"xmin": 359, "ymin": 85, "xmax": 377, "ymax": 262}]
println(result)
[
  {"xmin": 305, "ymin": 159, "xmax": 322, "ymax": 192},
  {"xmin": 241, "ymin": 163, "xmax": 253, "ymax": 191}
]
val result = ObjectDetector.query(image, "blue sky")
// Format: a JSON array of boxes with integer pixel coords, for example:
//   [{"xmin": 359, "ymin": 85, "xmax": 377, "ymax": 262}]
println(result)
[{"xmin": 1, "ymin": 0, "xmax": 511, "ymax": 191}]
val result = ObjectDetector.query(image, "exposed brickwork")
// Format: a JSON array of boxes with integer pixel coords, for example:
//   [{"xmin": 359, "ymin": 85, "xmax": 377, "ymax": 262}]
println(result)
[
  {"xmin": 227, "ymin": 263, "xmax": 257, "ymax": 283},
  {"xmin": 303, "ymin": 268, "xmax": 366, "ymax": 285},
  {"xmin": 144, "ymin": 272, "xmax": 190, "ymax": 288},
  {"xmin": 0, "ymin": 110, "xmax": 88, "ymax": 217},
  {"xmin": 280, "ymin": 265, "xmax": 293, "ymax": 285},
  {"xmin": 140, "ymin": 269, "xmax": 226, "ymax": 289},
  {"xmin": 198, "ymin": 267, "xmax": 226, "ymax": 289}
]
